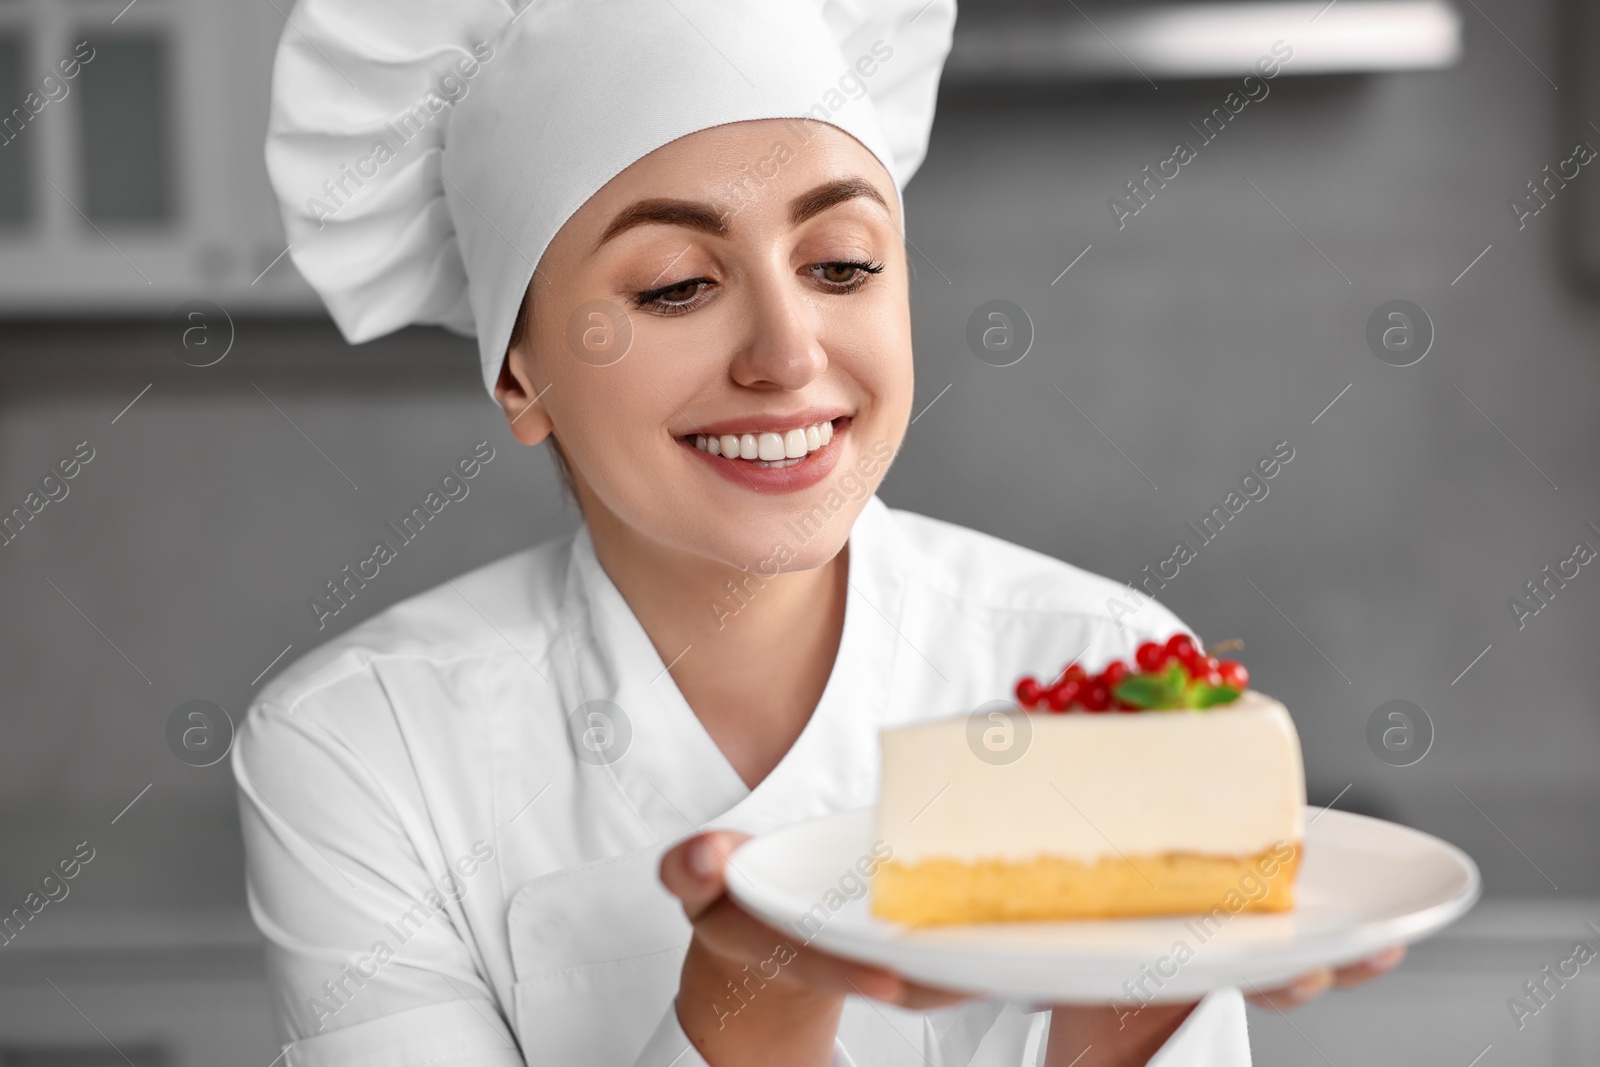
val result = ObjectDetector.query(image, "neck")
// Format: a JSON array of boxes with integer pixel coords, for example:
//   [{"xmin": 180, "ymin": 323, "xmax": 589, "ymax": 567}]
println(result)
[{"xmin": 581, "ymin": 496, "xmax": 849, "ymax": 789}]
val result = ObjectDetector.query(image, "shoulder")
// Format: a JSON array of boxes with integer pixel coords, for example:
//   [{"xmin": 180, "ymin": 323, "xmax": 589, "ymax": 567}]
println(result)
[
  {"xmin": 238, "ymin": 534, "xmax": 574, "ymax": 755},
  {"xmin": 881, "ymin": 504, "xmax": 1189, "ymax": 640},
  {"xmin": 869, "ymin": 504, "xmax": 1197, "ymax": 698}
]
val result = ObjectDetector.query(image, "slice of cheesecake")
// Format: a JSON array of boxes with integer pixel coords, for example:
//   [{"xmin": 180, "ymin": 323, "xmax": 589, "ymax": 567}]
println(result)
[{"xmin": 870, "ymin": 689, "xmax": 1306, "ymax": 926}]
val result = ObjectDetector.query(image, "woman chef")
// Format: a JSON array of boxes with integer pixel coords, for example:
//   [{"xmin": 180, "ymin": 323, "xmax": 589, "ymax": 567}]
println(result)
[{"xmin": 236, "ymin": 0, "xmax": 1404, "ymax": 1064}]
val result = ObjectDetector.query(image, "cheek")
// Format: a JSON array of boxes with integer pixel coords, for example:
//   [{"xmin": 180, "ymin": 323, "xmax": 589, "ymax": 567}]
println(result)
[
  {"xmin": 833, "ymin": 292, "xmax": 914, "ymax": 439},
  {"xmin": 541, "ymin": 326, "xmax": 719, "ymax": 501},
  {"xmin": 554, "ymin": 369, "xmax": 662, "ymax": 475}
]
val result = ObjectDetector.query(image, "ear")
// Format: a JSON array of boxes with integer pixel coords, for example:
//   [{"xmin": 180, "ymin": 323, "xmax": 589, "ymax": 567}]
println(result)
[{"xmin": 493, "ymin": 310, "xmax": 555, "ymax": 447}]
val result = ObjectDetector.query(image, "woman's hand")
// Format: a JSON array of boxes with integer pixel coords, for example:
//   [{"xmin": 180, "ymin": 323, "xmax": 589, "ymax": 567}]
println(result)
[
  {"xmin": 1044, "ymin": 946, "xmax": 1408, "ymax": 1066},
  {"xmin": 1243, "ymin": 944, "xmax": 1407, "ymax": 1009},
  {"xmin": 1044, "ymin": 1000, "xmax": 1203, "ymax": 1067},
  {"xmin": 660, "ymin": 828, "xmax": 976, "ymax": 1066}
]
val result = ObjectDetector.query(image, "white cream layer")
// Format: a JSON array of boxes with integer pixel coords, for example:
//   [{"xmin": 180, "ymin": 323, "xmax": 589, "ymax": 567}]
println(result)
[{"xmin": 875, "ymin": 690, "xmax": 1305, "ymax": 864}]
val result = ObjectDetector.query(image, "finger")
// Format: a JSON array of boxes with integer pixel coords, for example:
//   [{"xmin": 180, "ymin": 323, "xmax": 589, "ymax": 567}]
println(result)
[
  {"xmin": 659, "ymin": 829, "xmax": 751, "ymax": 921},
  {"xmin": 693, "ymin": 897, "xmax": 976, "ymax": 1008},
  {"xmin": 1245, "ymin": 968, "xmax": 1333, "ymax": 1010},
  {"xmin": 660, "ymin": 832, "xmax": 980, "ymax": 1011},
  {"xmin": 839, "ymin": 971, "xmax": 977, "ymax": 1011},
  {"xmin": 1331, "ymin": 944, "xmax": 1406, "ymax": 988},
  {"xmin": 692, "ymin": 895, "xmax": 906, "ymax": 1001},
  {"xmin": 886, "ymin": 978, "xmax": 979, "ymax": 1011}
]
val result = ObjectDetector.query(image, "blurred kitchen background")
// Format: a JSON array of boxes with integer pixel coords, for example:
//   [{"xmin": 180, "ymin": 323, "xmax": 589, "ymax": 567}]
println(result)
[{"xmin": 2, "ymin": 0, "xmax": 1598, "ymax": 1062}]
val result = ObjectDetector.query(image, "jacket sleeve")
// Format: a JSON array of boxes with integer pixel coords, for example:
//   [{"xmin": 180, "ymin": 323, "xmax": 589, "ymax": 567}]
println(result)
[
  {"xmin": 232, "ymin": 693, "xmax": 523, "ymax": 1067},
  {"xmin": 1146, "ymin": 988, "xmax": 1253, "ymax": 1067}
]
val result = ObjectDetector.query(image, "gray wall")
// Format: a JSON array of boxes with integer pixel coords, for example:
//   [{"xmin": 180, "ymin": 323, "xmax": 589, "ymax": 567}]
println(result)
[
  {"xmin": 6, "ymin": 0, "xmax": 1592, "ymax": 908},
  {"xmin": 0, "ymin": 0, "xmax": 1597, "ymax": 1061},
  {"xmin": 903, "ymin": 24, "xmax": 1600, "ymax": 897}
]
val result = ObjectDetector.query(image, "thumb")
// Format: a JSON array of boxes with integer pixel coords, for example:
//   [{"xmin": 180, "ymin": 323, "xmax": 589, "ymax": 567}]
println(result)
[{"xmin": 659, "ymin": 829, "xmax": 751, "ymax": 921}]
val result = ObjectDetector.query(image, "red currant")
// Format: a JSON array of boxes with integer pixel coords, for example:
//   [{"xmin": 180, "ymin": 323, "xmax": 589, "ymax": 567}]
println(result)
[
  {"xmin": 1114, "ymin": 698, "xmax": 1141, "ymax": 712},
  {"xmin": 1217, "ymin": 660, "xmax": 1249, "ymax": 690},
  {"xmin": 1082, "ymin": 680, "xmax": 1111, "ymax": 711},
  {"xmin": 1060, "ymin": 663, "xmax": 1088, "ymax": 685},
  {"xmin": 1166, "ymin": 635, "xmax": 1203, "ymax": 674},
  {"xmin": 1016, "ymin": 676, "xmax": 1042, "ymax": 707},
  {"xmin": 1100, "ymin": 660, "xmax": 1129, "ymax": 687},
  {"xmin": 1135, "ymin": 641, "xmax": 1167, "ymax": 672},
  {"xmin": 1046, "ymin": 680, "xmax": 1080, "ymax": 712}
]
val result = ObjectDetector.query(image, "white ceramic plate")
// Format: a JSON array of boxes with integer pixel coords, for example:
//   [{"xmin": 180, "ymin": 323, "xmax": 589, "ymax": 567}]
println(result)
[{"xmin": 725, "ymin": 806, "xmax": 1480, "ymax": 1003}]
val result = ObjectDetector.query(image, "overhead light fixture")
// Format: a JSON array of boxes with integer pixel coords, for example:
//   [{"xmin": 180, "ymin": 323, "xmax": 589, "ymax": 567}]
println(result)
[{"xmin": 946, "ymin": 1, "xmax": 1462, "ymax": 82}]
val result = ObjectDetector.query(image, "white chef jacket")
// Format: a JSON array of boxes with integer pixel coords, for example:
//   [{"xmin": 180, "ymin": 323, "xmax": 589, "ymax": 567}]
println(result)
[{"xmin": 233, "ymin": 493, "xmax": 1253, "ymax": 1066}]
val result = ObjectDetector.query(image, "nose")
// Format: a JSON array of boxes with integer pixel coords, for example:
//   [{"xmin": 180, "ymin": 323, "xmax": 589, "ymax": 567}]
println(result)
[{"xmin": 727, "ymin": 262, "xmax": 829, "ymax": 391}]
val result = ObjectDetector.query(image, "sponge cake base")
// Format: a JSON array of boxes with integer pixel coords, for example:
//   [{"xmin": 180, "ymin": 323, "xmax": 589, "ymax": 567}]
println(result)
[{"xmin": 870, "ymin": 842, "xmax": 1301, "ymax": 926}]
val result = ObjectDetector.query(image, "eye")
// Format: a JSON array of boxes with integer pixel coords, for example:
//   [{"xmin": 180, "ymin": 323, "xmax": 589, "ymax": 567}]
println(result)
[
  {"xmin": 631, "ymin": 258, "xmax": 886, "ymax": 317},
  {"xmin": 633, "ymin": 277, "xmax": 714, "ymax": 316},
  {"xmin": 810, "ymin": 259, "xmax": 885, "ymax": 291}
]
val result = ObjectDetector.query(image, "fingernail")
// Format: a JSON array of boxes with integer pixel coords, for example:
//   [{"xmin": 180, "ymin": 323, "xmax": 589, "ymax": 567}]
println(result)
[
  {"xmin": 1374, "ymin": 945, "xmax": 1406, "ymax": 971},
  {"xmin": 688, "ymin": 837, "xmax": 720, "ymax": 878}
]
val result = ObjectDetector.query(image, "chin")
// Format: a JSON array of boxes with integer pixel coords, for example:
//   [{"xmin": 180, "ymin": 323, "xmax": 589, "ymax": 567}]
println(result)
[
  {"xmin": 684, "ymin": 499, "xmax": 860, "ymax": 576},
  {"xmin": 658, "ymin": 416, "xmax": 895, "ymax": 570}
]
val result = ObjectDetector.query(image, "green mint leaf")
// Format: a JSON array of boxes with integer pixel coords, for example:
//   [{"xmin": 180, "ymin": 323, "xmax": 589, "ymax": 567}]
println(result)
[
  {"xmin": 1113, "ymin": 675, "xmax": 1173, "ymax": 709},
  {"xmin": 1190, "ymin": 683, "xmax": 1242, "ymax": 708},
  {"xmin": 1157, "ymin": 663, "xmax": 1189, "ymax": 708}
]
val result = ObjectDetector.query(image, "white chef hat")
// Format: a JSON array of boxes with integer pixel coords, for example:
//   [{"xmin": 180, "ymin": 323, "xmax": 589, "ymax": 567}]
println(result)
[{"xmin": 264, "ymin": 0, "xmax": 956, "ymax": 398}]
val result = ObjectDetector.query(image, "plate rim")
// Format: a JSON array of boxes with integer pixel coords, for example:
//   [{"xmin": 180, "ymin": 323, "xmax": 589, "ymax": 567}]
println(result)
[{"xmin": 728, "ymin": 804, "xmax": 1483, "ymax": 969}]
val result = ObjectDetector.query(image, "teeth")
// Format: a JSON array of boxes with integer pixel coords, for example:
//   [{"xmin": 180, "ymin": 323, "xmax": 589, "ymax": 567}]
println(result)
[{"xmin": 690, "ymin": 419, "xmax": 837, "ymax": 462}]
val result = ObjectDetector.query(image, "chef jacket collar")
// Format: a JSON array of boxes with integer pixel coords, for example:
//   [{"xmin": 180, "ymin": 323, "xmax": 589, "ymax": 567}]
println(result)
[{"xmin": 560, "ymin": 494, "xmax": 911, "ymax": 844}]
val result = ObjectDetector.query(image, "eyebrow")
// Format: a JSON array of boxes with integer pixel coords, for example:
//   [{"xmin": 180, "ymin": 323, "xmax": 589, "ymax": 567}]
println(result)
[{"xmin": 594, "ymin": 176, "xmax": 890, "ymax": 251}]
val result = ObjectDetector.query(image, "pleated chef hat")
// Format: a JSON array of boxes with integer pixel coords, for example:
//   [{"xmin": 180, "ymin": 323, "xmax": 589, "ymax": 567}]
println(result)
[{"xmin": 264, "ymin": 0, "xmax": 957, "ymax": 398}]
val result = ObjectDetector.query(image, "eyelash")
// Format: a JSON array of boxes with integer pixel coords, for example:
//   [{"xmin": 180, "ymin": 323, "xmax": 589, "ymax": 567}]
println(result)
[{"xmin": 631, "ymin": 259, "xmax": 885, "ymax": 316}]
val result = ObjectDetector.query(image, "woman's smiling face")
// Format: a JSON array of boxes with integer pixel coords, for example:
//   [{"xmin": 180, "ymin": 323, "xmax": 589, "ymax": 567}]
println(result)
[{"xmin": 496, "ymin": 118, "xmax": 913, "ymax": 571}]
